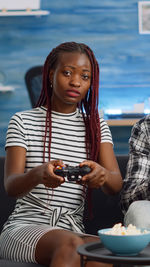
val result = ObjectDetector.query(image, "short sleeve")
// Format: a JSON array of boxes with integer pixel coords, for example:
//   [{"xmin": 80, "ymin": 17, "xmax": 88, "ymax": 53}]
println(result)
[
  {"xmin": 5, "ymin": 112, "xmax": 27, "ymax": 150},
  {"xmin": 100, "ymin": 118, "xmax": 113, "ymax": 144}
]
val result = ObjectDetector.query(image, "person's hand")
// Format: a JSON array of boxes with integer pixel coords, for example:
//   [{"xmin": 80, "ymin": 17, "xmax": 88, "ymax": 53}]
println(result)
[
  {"xmin": 79, "ymin": 160, "xmax": 108, "ymax": 188},
  {"xmin": 38, "ymin": 160, "xmax": 65, "ymax": 188}
]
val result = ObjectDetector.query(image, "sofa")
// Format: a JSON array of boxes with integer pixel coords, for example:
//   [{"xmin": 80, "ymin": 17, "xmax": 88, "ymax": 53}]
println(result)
[{"xmin": 0, "ymin": 155, "xmax": 128, "ymax": 267}]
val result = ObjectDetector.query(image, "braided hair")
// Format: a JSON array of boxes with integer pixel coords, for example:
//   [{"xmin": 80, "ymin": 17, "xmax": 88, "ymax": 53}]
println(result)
[{"xmin": 36, "ymin": 42, "xmax": 101, "ymax": 163}]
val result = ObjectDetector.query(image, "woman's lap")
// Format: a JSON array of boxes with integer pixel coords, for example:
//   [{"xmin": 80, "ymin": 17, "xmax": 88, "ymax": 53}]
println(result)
[
  {"xmin": 35, "ymin": 228, "xmax": 99, "ymax": 266},
  {"xmin": 0, "ymin": 224, "xmax": 98, "ymax": 264},
  {"xmin": 0, "ymin": 224, "xmax": 59, "ymax": 263}
]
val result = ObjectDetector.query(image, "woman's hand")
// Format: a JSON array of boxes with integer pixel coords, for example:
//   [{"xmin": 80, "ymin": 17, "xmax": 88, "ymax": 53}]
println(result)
[
  {"xmin": 39, "ymin": 160, "xmax": 65, "ymax": 188},
  {"xmin": 79, "ymin": 161, "xmax": 108, "ymax": 188},
  {"xmin": 78, "ymin": 143, "xmax": 123, "ymax": 195}
]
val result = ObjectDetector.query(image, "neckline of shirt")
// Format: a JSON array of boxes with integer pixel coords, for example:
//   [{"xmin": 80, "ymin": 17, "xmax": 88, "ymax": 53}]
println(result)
[{"xmin": 39, "ymin": 106, "xmax": 80, "ymax": 118}]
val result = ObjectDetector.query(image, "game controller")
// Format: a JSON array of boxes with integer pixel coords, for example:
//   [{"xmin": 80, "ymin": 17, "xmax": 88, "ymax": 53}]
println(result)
[{"xmin": 54, "ymin": 165, "xmax": 92, "ymax": 181}]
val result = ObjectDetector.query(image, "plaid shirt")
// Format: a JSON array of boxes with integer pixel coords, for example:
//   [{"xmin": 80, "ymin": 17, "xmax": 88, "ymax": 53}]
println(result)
[{"xmin": 120, "ymin": 115, "xmax": 150, "ymax": 214}]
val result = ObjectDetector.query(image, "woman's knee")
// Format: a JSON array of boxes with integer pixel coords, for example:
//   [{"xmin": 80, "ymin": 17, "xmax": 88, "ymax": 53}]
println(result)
[
  {"xmin": 124, "ymin": 200, "xmax": 150, "ymax": 228},
  {"xmin": 57, "ymin": 233, "xmax": 84, "ymax": 252},
  {"xmin": 35, "ymin": 229, "xmax": 83, "ymax": 265},
  {"xmin": 52, "ymin": 234, "xmax": 83, "ymax": 260}
]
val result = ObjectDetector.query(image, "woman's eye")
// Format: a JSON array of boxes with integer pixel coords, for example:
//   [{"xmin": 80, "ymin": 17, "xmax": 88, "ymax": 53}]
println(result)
[
  {"xmin": 63, "ymin": 70, "xmax": 71, "ymax": 76},
  {"xmin": 82, "ymin": 74, "xmax": 90, "ymax": 80}
]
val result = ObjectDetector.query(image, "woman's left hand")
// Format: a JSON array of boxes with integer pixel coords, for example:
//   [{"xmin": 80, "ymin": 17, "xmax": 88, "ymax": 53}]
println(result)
[
  {"xmin": 79, "ymin": 161, "xmax": 108, "ymax": 188},
  {"xmin": 78, "ymin": 143, "xmax": 122, "ymax": 194}
]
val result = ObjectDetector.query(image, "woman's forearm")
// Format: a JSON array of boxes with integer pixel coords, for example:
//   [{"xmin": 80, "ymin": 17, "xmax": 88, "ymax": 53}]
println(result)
[
  {"xmin": 4, "ymin": 166, "xmax": 41, "ymax": 198},
  {"xmin": 101, "ymin": 169, "xmax": 123, "ymax": 195}
]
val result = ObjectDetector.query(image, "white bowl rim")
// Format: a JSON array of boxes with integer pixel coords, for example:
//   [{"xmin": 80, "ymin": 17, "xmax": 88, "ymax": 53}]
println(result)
[{"xmin": 98, "ymin": 228, "xmax": 150, "ymax": 236}]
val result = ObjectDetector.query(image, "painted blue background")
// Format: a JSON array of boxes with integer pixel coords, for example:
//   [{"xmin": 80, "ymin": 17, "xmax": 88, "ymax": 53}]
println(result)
[{"xmin": 0, "ymin": 0, "xmax": 150, "ymax": 156}]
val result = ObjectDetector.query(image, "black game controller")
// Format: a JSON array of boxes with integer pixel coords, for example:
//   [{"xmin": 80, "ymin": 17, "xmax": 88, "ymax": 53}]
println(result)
[{"xmin": 54, "ymin": 165, "xmax": 91, "ymax": 181}]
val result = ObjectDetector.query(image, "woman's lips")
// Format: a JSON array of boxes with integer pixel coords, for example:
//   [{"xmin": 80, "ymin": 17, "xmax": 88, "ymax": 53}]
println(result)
[{"xmin": 66, "ymin": 90, "xmax": 80, "ymax": 98}]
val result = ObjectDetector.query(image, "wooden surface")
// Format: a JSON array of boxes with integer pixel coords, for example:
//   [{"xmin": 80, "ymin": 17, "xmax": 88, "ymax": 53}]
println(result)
[{"xmin": 106, "ymin": 119, "xmax": 139, "ymax": 126}]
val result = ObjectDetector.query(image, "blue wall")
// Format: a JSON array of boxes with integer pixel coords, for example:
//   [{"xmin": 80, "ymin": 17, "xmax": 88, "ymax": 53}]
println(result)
[{"xmin": 0, "ymin": 0, "xmax": 150, "ymax": 155}]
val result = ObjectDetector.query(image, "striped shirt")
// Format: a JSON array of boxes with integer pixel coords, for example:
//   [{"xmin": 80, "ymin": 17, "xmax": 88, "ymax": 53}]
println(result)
[{"xmin": 4, "ymin": 106, "xmax": 113, "ymax": 233}]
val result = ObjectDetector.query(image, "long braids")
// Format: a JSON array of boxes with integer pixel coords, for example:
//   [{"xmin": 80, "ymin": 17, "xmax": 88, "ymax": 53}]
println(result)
[
  {"xmin": 36, "ymin": 42, "xmax": 101, "ymax": 163},
  {"xmin": 80, "ymin": 44, "xmax": 101, "ymax": 162}
]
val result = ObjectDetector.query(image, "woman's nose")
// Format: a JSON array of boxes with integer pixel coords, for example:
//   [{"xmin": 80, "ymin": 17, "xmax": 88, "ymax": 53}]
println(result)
[{"xmin": 69, "ymin": 75, "xmax": 80, "ymax": 87}]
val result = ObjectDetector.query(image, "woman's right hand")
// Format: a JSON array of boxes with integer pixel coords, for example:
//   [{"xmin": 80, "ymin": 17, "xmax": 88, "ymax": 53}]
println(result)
[{"xmin": 39, "ymin": 160, "xmax": 65, "ymax": 188}]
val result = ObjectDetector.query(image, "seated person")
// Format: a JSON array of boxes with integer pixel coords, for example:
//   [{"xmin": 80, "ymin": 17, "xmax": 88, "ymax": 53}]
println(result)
[
  {"xmin": 120, "ymin": 115, "xmax": 150, "ymax": 228},
  {"xmin": 0, "ymin": 41, "xmax": 122, "ymax": 267}
]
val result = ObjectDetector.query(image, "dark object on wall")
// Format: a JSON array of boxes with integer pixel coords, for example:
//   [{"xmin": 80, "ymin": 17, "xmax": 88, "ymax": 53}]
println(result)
[
  {"xmin": 0, "ymin": 155, "xmax": 128, "ymax": 266},
  {"xmin": 25, "ymin": 65, "xmax": 43, "ymax": 108}
]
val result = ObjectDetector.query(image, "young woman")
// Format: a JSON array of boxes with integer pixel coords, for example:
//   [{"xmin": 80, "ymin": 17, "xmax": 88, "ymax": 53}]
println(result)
[{"xmin": 0, "ymin": 42, "xmax": 122, "ymax": 267}]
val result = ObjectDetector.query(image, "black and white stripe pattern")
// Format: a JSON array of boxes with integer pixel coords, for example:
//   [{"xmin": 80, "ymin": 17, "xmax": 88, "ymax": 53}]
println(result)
[
  {"xmin": 0, "ymin": 106, "xmax": 113, "ymax": 262},
  {"xmin": 0, "ymin": 224, "xmax": 55, "ymax": 262}
]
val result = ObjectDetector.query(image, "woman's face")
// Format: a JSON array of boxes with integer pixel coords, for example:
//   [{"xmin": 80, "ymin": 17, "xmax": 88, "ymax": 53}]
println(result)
[{"xmin": 50, "ymin": 52, "xmax": 92, "ymax": 112}]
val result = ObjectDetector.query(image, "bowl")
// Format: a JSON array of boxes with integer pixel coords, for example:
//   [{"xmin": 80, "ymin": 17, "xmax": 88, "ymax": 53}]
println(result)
[{"xmin": 98, "ymin": 228, "xmax": 150, "ymax": 256}]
